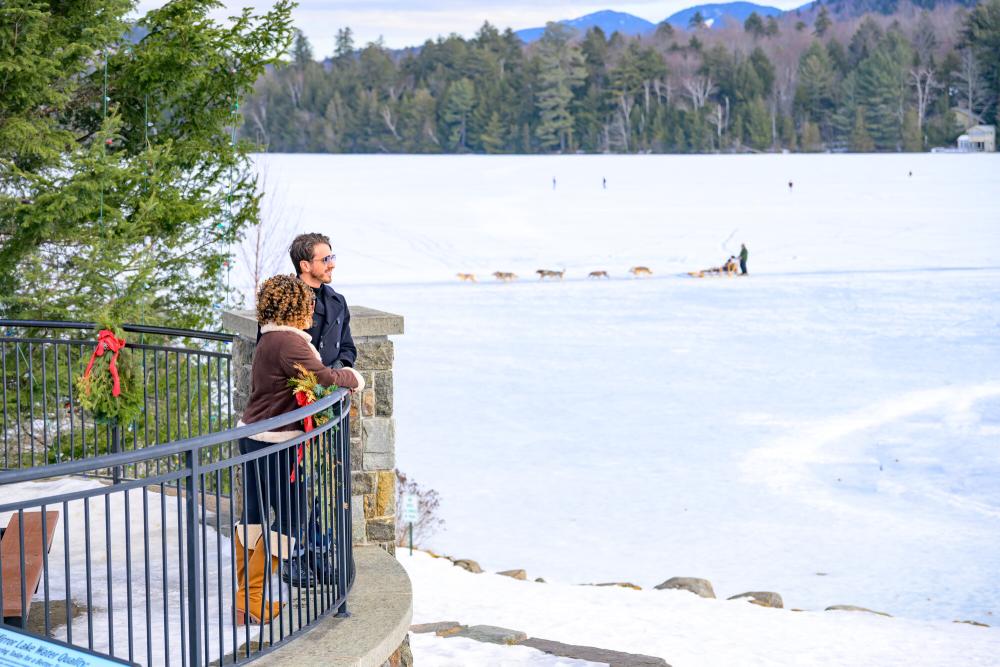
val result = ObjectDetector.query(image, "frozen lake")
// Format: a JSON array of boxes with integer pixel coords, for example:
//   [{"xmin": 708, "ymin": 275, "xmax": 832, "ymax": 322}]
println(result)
[{"xmin": 242, "ymin": 153, "xmax": 1000, "ymax": 624}]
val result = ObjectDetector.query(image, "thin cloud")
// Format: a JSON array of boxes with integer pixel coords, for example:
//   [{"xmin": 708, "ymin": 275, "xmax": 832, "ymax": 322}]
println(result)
[{"xmin": 136, "ymin": 0, "xmax": 806, "ymax": 50}]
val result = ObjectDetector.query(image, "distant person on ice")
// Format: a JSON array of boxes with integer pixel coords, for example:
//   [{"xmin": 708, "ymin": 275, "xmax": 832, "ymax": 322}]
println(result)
[
  {"xmin": 552, "ymin": 177, "xmax": 557, "ymax": 190},
  {"xmin": 602, "ymin": 177, "xmax": 607, "ymax": 189},
  {"xmin": 739, "ymin": 243, "xmax": 749, "ymax": 275},
  {"xmin": 788, "ymin": 180, "xmax": 793, "ymax": 192}
]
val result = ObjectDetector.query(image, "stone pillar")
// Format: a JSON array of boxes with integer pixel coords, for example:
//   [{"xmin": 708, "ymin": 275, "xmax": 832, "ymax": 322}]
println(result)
[{"xmin": 222, "ymin": 306, "xmax": 404, "ymax": 551}]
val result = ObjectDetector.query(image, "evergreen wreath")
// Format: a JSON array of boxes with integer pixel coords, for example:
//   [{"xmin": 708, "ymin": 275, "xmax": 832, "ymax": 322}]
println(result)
[{"xmin": 76, "ymin": 322, "xmax": 144, "ymax": 425}]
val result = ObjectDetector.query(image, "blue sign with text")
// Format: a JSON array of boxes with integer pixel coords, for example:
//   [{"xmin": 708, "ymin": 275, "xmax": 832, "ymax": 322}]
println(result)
[{"xmin": 0, "ymin": 625, "xmax": 134, "ymax": 667}]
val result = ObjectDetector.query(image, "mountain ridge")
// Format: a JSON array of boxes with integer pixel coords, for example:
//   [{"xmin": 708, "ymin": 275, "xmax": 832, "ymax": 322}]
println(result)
[{"xmin": 513, "ymin": 2, "xmax": 786, "ymax": 42}]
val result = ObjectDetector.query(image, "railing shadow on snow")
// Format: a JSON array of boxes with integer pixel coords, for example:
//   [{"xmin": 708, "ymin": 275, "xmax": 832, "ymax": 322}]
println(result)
[{"xmin": 0, "ymin": 320, "xmax": 355, "ymax": 666}]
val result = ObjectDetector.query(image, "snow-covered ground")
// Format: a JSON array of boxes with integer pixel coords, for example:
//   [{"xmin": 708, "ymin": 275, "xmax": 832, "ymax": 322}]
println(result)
[
  {"xmin": 0, "ymin": 477, "xmax": 265, "ymax": 666},
  {"xmin": 239, "ymin": 153, "xmax": 1000, "ymax": 662},
  {"xmin": 400, "ymin": 548, "xmax": 1000, "ymax": 666}
]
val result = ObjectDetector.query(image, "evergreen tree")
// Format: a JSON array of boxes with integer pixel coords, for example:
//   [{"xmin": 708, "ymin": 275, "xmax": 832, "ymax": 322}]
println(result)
[
  {"xmin": 479, "ymin": 111, "xmax": 507, "ymax": 153},
  {"xmin": 849, "ymin": 18, "xmax": 885, "ymax": 67},
  {"xmin": 293, "ymin": 29, "xmax": 313, "ymax": 65},
  {"xmin": 794, "ymin": 42, "xmax": 840, "ymax": 138},
  {"xmin": 814, "ymin": 6, "xmax": 832, "ymax": 37},
  {"xmin": 0, "ymin": 0, "xmax": 294, "ymax": 325},
  {"xmin": 901, "ymin": 108, "xmax": 922, "ymax": 151},
  {"xmin": 780, "ymin": 114, "xmax": 797, "ymax": 149},
  {"xmin": 335, "ymin": 27, "xmax": 355, "ymax": 60},
  {"xmin": 800, "ymin": 120, "xmax": 823, "ymax": 150},
  {"xmin": 689, "ymin": 11, "xmax": 706, "ymax": 30},
  {"xmin": 854, "ymin": 34, "xmax": 910, "ymax": 150},
  {"xmin": 849, "ymin": 106, "xmax": 875, "ymax": 151},
  {"xmin": 534, "ymin": 23, "xmax": 585, "ymax": 152},
  {"xmin": 962, "ymin": 0, "xmax": 1000, "ymax": 124},
  {"xmin": 745, "ymin": 12, "xmax": 767, "ymax": 39},
  {"xmin": 766, "ymin": 16, "xmax": 781, "ymax": 37},
  {"xmin": 745, "ymin": 96, "xmax": 773, "ymax": 150},
  {"xmin": 442, "ymin": 78, "xmax": 476, "ymax": 150}
]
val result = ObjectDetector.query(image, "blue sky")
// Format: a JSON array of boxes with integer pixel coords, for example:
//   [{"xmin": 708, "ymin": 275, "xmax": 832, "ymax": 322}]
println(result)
[{"xmin": 136, "ymin": 0, "xmax": 803, "ymax": 54}]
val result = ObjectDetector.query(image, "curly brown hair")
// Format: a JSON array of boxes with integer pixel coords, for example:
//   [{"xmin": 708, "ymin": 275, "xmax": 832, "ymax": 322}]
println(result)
[{"xmin": 256, "ymin": 274, "xmax": 315, "ymax": 328}]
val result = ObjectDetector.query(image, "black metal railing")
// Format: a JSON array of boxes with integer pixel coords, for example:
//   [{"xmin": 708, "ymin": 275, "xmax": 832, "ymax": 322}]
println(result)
[
  {"xmin": 1, "ymin": 320, "xmax": 235, "ymax": 476},
  {"xmin": 0, "ymin": 321, "xmax": 355, "ymax": 666}
]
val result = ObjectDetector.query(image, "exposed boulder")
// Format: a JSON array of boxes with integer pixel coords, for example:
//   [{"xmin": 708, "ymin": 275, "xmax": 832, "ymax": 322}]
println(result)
[
  {"xmin": 825, "ymin": 605, "xmax": 892, "ymax": 617},
  {"xmin": 498, "ymin": 569, "xmax": 527, "ymax": 580},
  {"xmin": 727, "ymin": 592, "xmax": 784, "ymax": 608},
  {"xmin": 452, "ymin": 558, "xmax": 483, "ymax": 573},
  {"xmin": 410, "ymin": 621, "xmax": 462, "ymax": 634},
  {"xmin": 522, "ymin": 638, "xmax": 670, "ymax": 666},
  {"xmin": 588, "ymin": 582, "xmax": 642, "ymax": 591},
  {"xmin": 451, "ymin": 625, "xmax": 527, "ymax": 645},
  {"xmin": 654, "ymin": 577, "xmax": 715, "ymax": 599}
]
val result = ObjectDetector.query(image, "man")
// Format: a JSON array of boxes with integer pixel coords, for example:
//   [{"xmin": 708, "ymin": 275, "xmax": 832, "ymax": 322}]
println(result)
[
  {"xmin": 275, "ymin": 233, "xmax": 356, "ymax": 588},
  {"xmin": 289, "ymin": 232, "xmax": 356, "ymax": 369},
  {"xmin": 739, "ymin": 243, "xmax": 749, "ymax": 275}
]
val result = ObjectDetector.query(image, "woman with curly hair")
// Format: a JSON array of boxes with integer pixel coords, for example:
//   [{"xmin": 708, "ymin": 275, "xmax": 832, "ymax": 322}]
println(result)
[{"xmin": 233, "ymin": 274, "xmax": 364, "ymax": 625}]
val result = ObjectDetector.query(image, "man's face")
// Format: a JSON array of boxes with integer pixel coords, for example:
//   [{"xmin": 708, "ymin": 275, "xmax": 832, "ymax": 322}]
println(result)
[{"xmin": 302, "ymin": 243, "xmax": 335, "ymax": 285}]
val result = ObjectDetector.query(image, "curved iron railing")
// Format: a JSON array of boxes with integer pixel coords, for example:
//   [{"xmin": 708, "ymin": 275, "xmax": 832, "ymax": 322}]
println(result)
[{"xmin": 0, "ymin": 321, "xmax": 355, "ymax": 666}]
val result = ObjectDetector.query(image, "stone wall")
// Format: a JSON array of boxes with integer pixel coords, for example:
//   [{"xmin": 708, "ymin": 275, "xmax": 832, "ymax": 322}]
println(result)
[{"xmin": 222, "ymin": 306, "xmax": 404, "ymax": 552}]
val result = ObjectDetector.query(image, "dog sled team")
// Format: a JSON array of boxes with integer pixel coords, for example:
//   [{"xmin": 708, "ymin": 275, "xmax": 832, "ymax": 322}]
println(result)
[
  {"xmin": 687, "ymin": 243, "xmax": 749, "ymax": 278},
  {"xmin": 455, "ymin": 245, "xmax": 748, "ymax": 283}
]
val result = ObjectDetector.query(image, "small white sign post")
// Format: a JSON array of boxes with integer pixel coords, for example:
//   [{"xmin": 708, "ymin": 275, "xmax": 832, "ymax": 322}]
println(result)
[{"xmin": 401, "ymin": 495, "xmax": 419, "ymax": 556}]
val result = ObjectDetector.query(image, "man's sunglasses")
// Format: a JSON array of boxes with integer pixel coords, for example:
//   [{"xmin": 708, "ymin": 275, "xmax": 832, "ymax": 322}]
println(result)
[{"xmin": 314, "ymin": 254, "xmax": 336, "ymax": 264}]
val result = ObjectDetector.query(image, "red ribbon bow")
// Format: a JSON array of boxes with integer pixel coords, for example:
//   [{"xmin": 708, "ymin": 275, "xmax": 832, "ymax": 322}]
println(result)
[
  {"xmin": 83, "ymin": 329, "xmax": 126, "ymax": 397},
  {"xmin": 290, "ymin": 391, "xmax": 313, "ymax": 482}
]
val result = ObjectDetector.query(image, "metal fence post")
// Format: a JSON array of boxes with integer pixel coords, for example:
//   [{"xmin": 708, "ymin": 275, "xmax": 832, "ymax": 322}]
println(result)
[
  {"xmin": 335, "ymin": 407, "xmax": 351, "ymax": 618},
  {"xmin": 111, "ymin": 423, "xmax": 121, "ymax": 484},
  {"xmin": 185, "ymin": 447, "xmax": 203, "ymax": 665}
]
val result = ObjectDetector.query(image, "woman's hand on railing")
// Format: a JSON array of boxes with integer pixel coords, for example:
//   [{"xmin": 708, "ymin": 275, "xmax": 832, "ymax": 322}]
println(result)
[{"xmin": 345, "ymin": 367, "xmax": 365, "ymax": 392}]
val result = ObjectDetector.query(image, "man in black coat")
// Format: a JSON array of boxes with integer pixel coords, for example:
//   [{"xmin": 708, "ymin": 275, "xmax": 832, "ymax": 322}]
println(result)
[
  {"xmin": 274, "ymin": 233, "xmax": 356, "ymax": 587},
  {"xmin": 288, "ymin": 232, "xmax": 356, "ymax": 369}
]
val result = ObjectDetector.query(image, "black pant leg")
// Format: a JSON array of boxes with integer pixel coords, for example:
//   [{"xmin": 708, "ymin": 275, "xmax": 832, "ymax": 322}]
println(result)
[
  {"xmin": 239, "ymin": 437, "xmax": 267, "ymax": 527},
  {"xmin": 266, "ymin": 443, "xmax": 307, "ymax": 554}
]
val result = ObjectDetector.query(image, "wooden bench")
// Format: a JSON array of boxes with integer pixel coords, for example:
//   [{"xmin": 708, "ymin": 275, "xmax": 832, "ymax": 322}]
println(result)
[{"xmin": 1, "ymin": 511, "xmax": 59, "ymax": 627}]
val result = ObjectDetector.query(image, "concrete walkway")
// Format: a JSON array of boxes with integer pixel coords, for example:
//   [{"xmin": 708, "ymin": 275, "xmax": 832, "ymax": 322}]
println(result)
[{"xmin": 254, "ymin": 546, "xmax": 411, "ymax": 667}]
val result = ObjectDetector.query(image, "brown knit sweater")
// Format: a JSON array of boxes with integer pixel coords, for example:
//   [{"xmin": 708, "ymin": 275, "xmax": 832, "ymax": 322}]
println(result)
[{"xmin": 240, "ymin": 324, "xmax": 362, "ymax": 442}]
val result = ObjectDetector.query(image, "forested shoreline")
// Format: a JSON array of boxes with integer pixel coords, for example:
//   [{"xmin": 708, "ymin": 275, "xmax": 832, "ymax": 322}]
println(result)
[{"xmin": 243, "ymin": 1, "xmax": 1000, "ymax": 154}]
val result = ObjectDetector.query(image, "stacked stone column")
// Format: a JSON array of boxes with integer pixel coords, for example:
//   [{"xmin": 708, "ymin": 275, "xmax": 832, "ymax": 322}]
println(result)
[
  {"xmin": 222, "ymin": 306, "xmax": 404, "ymax": 552},
  {"xmin": 347, "ymin": 306, "xmax": 404, "ymax": 553}
]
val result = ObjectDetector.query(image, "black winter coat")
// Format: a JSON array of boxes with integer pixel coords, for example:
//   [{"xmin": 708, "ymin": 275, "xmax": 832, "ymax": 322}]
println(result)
[{"xmin": 307, "ymin": 284, "xmax": 357, "ymax": 368}]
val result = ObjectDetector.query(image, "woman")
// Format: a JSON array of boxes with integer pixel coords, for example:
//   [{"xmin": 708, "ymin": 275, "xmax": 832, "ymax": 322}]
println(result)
[{"xmin": 234, "ymin": 274, "xmax": 364, "ymax": 625}]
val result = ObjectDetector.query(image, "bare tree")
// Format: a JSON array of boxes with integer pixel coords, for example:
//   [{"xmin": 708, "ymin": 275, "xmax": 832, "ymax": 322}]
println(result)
[
  {"xmin": 683, "ymin": 74, "xmax": 715, "ymax": 110},
  {"xmin": 394, "ymin": 470, "xmax": 445, "ymax": 547},
  {"xmin": 653, "ymin": 77, "xmax": 673, "ymax": 106},
  {"xmin": 709, "ymin": 102, "xmax": 726, "ymax": 148},
  {"xmin": 246, "ymin": 97, "xmax": 270, "ymax": 147},
  {"xmin": 238, "ymin": 163, "xmax": 298, "ymax": 301},
  {"xmin": 909, "ymin": 66, "xmax": 940, "ymax": 131},
  {"xmin": 616, "ymin": 93, "xmax": 634, "ymax": 152},
  {"xmin": 953, "ymin": 48, "xmax": 988, "ymax": 123},
  {"xmin": 380, "ymin": 105, "xmax": 400, "ymax": 139}
]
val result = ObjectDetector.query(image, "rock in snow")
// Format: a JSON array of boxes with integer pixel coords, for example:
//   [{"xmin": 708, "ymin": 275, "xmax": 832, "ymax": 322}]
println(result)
[
  {"xmin": 451, "ymin": 558, "xmax": 483, "ymax": 573},
  {"xmin": 826, "ymin": 605, "xmax": 892, "ymax": 617},
  {"xmin": 728, "ymin": 591, "xmax": 784, "ymax": 608},
  {"xmin": 654, "ymin": 577, "xmax": 716, "ymax": 598},
  {"xmin": 497, "ymin": 569, "xmax": 527, "ymax": 580}
]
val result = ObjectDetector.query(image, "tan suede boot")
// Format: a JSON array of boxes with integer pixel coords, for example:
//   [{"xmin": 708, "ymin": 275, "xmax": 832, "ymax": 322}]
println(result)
[{"xmin": 234, "ymin": 535, "xmax": 283, "ymax": 625}]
